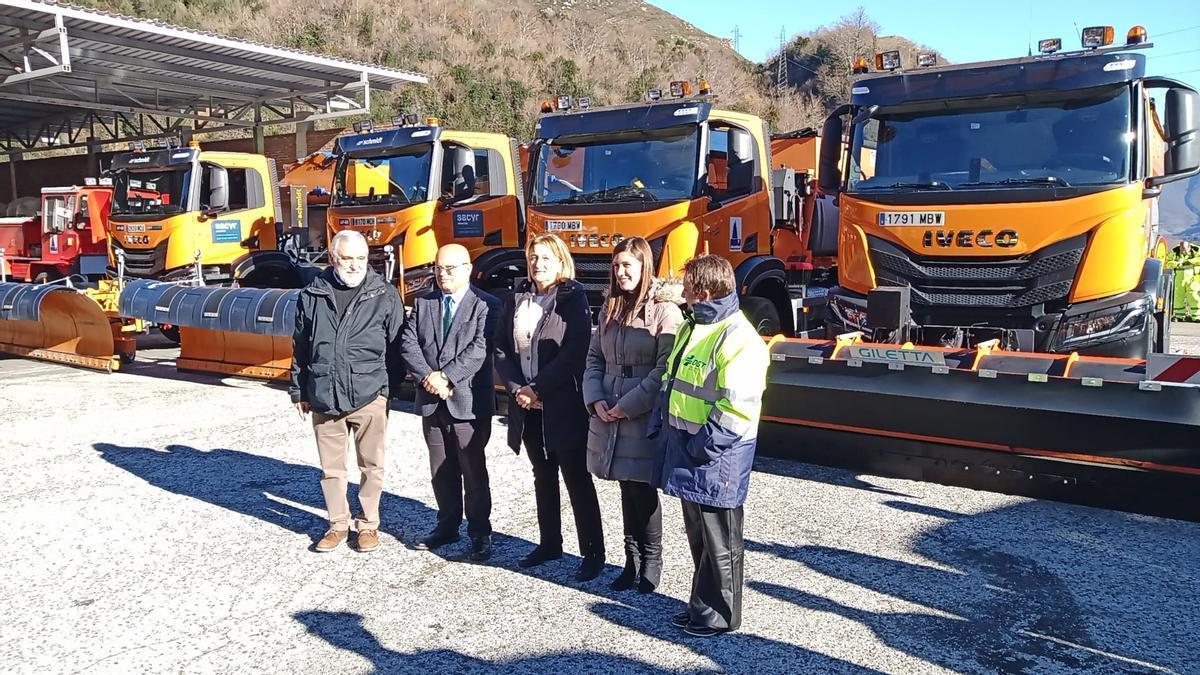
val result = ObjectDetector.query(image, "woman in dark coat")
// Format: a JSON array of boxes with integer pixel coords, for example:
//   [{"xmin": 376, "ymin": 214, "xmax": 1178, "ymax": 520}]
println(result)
[
  {"xmin": 494, "ymin": 233, "xmax": 605, "ymax": 581},
  {"xmin": 583, "ymin": 236, "xmax": 682, "ymax": 592}
]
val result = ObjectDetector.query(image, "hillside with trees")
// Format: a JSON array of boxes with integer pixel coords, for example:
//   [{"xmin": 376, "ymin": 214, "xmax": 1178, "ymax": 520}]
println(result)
[{"xmin": 74, "ymin": 0, "xmax": 915, "ymax": 136}]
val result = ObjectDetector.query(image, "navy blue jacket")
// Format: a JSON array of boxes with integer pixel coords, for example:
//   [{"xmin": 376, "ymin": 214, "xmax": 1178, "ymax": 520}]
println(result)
[{"xmin": 651, "ymin": 293, "xmax": 758, "ymax": 509}]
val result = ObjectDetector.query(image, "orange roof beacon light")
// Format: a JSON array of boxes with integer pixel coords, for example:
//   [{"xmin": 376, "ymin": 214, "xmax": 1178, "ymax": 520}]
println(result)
[
  {"xmin": 1081, "ymin": 25, "xmax": 1115, "ymax": 49},
  {"xmin": 669, "ymin": 80, "xmax": 692, "ymax": 98},
  {"xmin": 852, "ymin": 57, "xmax": 870, "ymax": 74},
  {"xmin": 425, "ymin": 116, "xmax": 440, "ymax": 126},
  {"xmin": 540, "ymin": 100, "xmax": 554, "ymax": 113},
  {"xmin": 1038, "ymin": 38, "xmax": 1063, "ymax": 54},
  {"xmin": 698, "ymin": 79, "xmax": 712, "ymax": 95},
  {"xmin": 1126, "ymin": 25, "xmax": 1148, "ymax": 45},
  {"xmin": 875, "ymin": 50, "xmax": 901, "ymax": 72},
  {"xmin": 917, "ymin": 52, "xmax": 937, "ymax": 68}
]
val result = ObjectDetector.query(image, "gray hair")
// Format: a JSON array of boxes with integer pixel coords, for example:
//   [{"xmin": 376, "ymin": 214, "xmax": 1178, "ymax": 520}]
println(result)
[{"xmin": 330, "ymin": 229, "xmax": 368, "ymax": 259}]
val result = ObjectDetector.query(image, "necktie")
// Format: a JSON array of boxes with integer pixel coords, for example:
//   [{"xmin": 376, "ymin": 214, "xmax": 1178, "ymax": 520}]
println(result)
[{"xmin": 443, "ymin": 295, "xmax": 454, "ymax": 337}]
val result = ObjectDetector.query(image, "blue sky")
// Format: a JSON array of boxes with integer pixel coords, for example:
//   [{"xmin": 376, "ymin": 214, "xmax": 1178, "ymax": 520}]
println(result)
[{"xmin": 646, "ymin": 0, "xmax": 1200, "ymax": 88}]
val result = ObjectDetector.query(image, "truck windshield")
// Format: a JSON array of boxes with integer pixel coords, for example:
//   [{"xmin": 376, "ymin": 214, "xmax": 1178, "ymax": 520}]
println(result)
[
  {"xmin": 111, "ymin": 168, "xmax": 192, "ymax": 217},
  {"xmin": 532, "ymin": 126, "xmax": 700, "ymax": 205},
  {"xmin": 333, "ymin": 143, "xmax": 434, "ymax": 206},
  {"xmin": 849, "ymin": 85, "xmax": 1132, "ymax": 192}
]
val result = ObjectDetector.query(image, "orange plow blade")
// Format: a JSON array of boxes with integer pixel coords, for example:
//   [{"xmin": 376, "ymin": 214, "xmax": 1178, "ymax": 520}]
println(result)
[
  {"xmin": 0, "ymin": 282, "xmax": 118, "ymax": 372},
  {"xmin": 177, "ymin": 328, "xmax": 293, "ymax": 380}
]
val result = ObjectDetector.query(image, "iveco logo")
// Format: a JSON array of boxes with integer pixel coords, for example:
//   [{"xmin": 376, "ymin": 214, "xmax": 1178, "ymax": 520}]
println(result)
[
  {"xmin": 569, "ymin": 233, "xmax": 625, "ymax": 248},
  {"xmin": 922, "ymin": 229, "xmax": 1019, "ymax": 249},
  {"xmin": 355, "ymin": 137, "xmax": 384, "ymax": 146}
]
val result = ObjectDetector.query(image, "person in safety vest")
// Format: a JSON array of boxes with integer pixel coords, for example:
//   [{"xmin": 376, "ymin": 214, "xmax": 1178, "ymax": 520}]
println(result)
[{"xmin": 651, "ymin": 254, "xmax": 769, "ymax": 637}]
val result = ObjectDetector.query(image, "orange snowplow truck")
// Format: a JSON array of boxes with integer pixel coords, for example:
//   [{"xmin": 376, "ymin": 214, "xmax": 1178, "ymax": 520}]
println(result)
[
  {"xmin": 819, "ymin": 26, "xmax": 1200, "ymax": 358},
  {"xmin": 525, "ymin": 85, "xmax": 838, "ymax": 335},
  {"xmin": 326, "ymin": 119, "xmax": 524, "ymax": 302}
]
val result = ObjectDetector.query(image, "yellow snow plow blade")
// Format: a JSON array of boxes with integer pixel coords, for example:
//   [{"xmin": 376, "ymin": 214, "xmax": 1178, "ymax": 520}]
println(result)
[{"xmin": 0, "ymin": 282, "xmax": 118, "ymax": 372}]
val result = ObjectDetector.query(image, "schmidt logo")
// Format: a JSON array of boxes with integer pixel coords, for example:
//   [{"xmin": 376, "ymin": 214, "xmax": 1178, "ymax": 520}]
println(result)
[{"xmin": 355, "ymin": 137, "xmax": 384, "ymax": 146}]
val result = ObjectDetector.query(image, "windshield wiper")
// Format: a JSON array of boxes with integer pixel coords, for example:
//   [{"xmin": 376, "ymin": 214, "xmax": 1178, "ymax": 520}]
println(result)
[
  {"xmin": 578, "ymin": 185, "xmax": 660, "ymax": 203},
  {"xmin": 959, "ymin": 176, "xmax": 1071, "ymax": 188},
  {"xmin": 858, "ymin": 181, "xmax": 954, "ymax": 191}
]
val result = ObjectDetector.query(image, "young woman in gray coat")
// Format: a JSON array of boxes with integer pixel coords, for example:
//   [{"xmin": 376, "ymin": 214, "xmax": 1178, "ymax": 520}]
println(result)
[{"xmin": 583, "ymin": 236, "xmax": 683, "ymax": 592}]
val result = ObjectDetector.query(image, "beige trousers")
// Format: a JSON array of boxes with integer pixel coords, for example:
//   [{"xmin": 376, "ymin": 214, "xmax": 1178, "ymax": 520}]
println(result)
[{"xmin": 312, "ymin": 395, "xmax": 388, "ymax": 531}]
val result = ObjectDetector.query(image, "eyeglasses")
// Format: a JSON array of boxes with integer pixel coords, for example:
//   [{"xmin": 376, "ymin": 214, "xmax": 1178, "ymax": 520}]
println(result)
[{"xmin": 434, "ymin": 263, "xmax": 469, "ymax": 274}]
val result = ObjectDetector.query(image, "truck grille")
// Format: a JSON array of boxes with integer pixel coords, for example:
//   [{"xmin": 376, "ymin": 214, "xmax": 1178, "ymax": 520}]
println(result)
[
  {"xmin": 868, "ymin": 234, "xmax": 1086, "ymax": 309},
  {"xmin": 112, "ymin": 240, "xmax": 169, "ymax": 277},
  {"xmin": 572, "ymin": 254, "xmax": 612, "ymax": 309}
]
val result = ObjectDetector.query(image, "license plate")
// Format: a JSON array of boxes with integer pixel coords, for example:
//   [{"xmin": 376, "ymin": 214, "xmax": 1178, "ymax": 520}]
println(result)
[
  {"xmin": 351, "ymin": 217, "xmax": 376, "ymax": 227},
  {"xmin": 125, "ymin": 224, "xmax": 146, "ymax": 232},
  {"xmin": 545, "ymin": 219, "xmax": 583, "ymax": 232},
  {"xmin": 878, "ymin": 211, "xmax": 944, "ymax": 227}
]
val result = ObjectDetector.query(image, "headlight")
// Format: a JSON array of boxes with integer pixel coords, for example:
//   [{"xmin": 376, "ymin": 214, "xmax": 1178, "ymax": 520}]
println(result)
[
  {"xmin": 403, "ymin": 264, "xmax": 436, "ymax": 296},
  {"xmin": 830, "ymin": 295, "xmax": 869, "ymax": 330},
  {"xmin": 1058, "ymin": 298, "xmax": 1149, "ymax": 347}
]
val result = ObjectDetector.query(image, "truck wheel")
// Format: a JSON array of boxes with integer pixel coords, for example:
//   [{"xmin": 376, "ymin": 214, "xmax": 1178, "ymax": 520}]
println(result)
[{"xmin": 742, "ymin": 296, "xmax": 782, "ymax": 336}]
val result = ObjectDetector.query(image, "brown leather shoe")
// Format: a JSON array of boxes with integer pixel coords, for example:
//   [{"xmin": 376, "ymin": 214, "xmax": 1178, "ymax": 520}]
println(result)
[
  {"xmin": 356, "ymin": 529, "xmax": 379, "ymax": 553},
  {"xmin": 315, "ymin": 529, "xmax": 348, "ymax": 552}
]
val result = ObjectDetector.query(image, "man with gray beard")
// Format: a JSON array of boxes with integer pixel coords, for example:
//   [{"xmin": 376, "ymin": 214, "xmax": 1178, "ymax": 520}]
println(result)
[{"xmin": 290, "ymin": 230, "xmax": 405, "ymax": 553}]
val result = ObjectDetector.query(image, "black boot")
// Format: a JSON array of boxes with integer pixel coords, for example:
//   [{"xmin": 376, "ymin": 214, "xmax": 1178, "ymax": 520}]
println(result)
[
  {"xmin": 610, "ymin": 536, "xmax": 641, "ymax": 591},
  {"xmin": 638, "ymin": 539, "xmax": 662, "ymax": 593},
  {"xmin": 638, "ymin": 494, "xmax": 664, "ymax": 593}
]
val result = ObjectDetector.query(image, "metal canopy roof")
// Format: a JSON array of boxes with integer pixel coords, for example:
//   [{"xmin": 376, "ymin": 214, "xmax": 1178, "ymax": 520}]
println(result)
[{"xmin": 0, "ymin": 0, "xmax": 427, "ymax": 155}]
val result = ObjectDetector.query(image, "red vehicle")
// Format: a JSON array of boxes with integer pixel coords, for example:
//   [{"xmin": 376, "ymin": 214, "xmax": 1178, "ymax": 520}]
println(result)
[{"xmin": 0, "ymin": 182, "xmax": 116, "ymax": 284}]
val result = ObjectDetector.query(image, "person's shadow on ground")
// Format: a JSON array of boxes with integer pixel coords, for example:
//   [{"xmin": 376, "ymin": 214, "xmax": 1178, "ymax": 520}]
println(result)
[
  {"xmin": 293, "ymin": 610, "xmax": 680, "ymax": 673},
  {"xmin": 296, "ymin": 607, "xmax": 881, "ymax": 674},
  {"xmin": 93, "ymin": 442, "xmax": 670, "ymax": 607}
]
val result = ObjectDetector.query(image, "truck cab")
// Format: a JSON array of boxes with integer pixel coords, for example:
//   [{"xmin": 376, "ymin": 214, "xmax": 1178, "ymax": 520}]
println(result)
[
  {"xmin": 820, "ymin": 27, "xmax": 1200, "ymax": 358},
  {"xmin": 526, "ymin": 87, "xmax": 836, "ymax": 334},
  {"xmin": 326, "ymin": 122, "xmax": 523, "ymax": 303},
  {"xmin": 106, "ymin": 144, "xmax": 286, "ymax": 285},
  {"xmin": 0, "ymin": 183, "xmax": 117, "ymax": 283}
]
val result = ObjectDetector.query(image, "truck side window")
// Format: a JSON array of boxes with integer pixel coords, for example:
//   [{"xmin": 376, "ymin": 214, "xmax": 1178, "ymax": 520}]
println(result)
[
  {"xmin": 472, "ymin": 149, "xmax": 492, "ymax": 196},
  {"xmin": 707, "ymin": 125, "xmax": 756, "ymax": 202},
  {"xmin": 199, "ymin": 167, "xmax": 260, "ymax": 212},
  {"xmin": 227, "ymin": 169, "xmax": 249, "ymax": 211}
]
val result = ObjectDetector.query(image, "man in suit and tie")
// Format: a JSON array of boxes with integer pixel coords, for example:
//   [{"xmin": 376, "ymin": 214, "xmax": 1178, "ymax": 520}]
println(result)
[{"xmin": 400, "ymin": 243, "xmax": 499, "ymax": 560}]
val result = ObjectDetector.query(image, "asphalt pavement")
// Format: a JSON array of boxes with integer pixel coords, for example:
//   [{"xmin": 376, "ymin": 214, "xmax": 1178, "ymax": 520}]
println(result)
[{"xmin": 0, "ymin": 333, "xmax": 1197, "ymax": 674}]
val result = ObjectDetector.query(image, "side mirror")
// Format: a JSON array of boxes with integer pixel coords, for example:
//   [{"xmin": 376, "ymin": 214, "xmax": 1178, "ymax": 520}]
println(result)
[
  {"xmin": 818, "ymin": 107, "xmax": 848, "ymax": 194},
  {"xmin": 1148, "ymin": 86, "xmax": 1200, "ymax": 188},
  {"xmin": 206, "ymin": 165, "xmax": 229, "ymax": 212}
]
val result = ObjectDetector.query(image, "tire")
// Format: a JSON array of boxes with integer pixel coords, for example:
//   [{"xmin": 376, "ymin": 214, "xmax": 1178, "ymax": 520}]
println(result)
[
  {"xmin": 159, "ymin": 324, "xmax": 181, "ymax": 345},
  {"xmin": 741, "ymin": 296, "xmax": 782, "ymax": 336}
]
